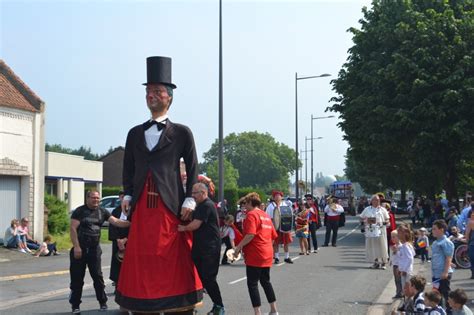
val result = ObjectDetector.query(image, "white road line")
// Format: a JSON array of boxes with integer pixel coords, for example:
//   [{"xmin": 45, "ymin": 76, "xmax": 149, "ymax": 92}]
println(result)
[
  {"xmin": 0, "ymin": 279, "xmax": 112, "ymax": 310},
  {"xmin": 337, "ymin": 224, "xmax": 360, "ymax": 241},
  {"xmin": 228, "ymin": 277, "xmax": 247, "ymax": 285},
  {"xmin": 276, "ymin": 255, "xmax": 300, "ymax": 266}
]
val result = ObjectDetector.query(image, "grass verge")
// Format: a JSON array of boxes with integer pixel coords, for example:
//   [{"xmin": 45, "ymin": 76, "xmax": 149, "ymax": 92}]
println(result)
[{"xmin": 50, "ymin": 229, "xmax": 111, "ymax": 251}]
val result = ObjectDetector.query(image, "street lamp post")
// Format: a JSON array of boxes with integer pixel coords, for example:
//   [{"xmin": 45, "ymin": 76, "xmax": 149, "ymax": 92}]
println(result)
[
  {"xmin": 295, "ymin": 73, "xmax": 331, "ymax": 201},
  {"xmin": 310, "ymin": 114, "xmax": 335, "ymax": 195}
]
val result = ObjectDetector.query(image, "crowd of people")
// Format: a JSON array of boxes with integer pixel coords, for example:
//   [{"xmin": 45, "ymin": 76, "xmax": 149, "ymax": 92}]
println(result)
[
  {"xmin": 3, "ymin": 55, "xmax": 472, "ymax": 315},
  {"xmin": 3, "ymin": 217, "xmax": 59, "ymax": 257}
]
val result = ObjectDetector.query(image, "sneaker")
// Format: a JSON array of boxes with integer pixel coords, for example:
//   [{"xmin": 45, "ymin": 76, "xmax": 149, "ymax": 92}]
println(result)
[
  {"xmin": 99, "ymin": 303, "xmax": 108, "ymax": 311},
  {"xmin": 268, "ymin": 312, "xmax": 279, "ymax": 315},
  {"xmin": 370, "ymin": 263, "xmax": 380, "ymax": 269},
  {"xmin": 221, "ymin": 261, "xmax": 230, "ymax": 265},
  {"xmin": 312, "ymin": 249, "xmax": 318, "ymax": 253},
  {"xmin": 380, "ymin": 264, "xmax": 387, "ymax": 270},
  {"xmin": 284, "ymin": 258, "xmax": 293, "ymax": 264},
  {"xmin": 392, "ymin": 294, "xmax": 403, "ymax": 299},
  {"xmin": 18, "ymin": 249, "xmax": 27, "ymax": 253},
  {"xmin": 207, "ymin": 304, "xmax": 225, "ymax": 315},
  {"xmin": 53, "ymin": 252, "xmax": 61, "ymax": 256},
  {"xmin": 332, "ymin": 244, "xmax": 337, "ymax": 247},
  {"xmin": 25, "ymin": 248, "xmax": 32, "ymax": 253},
  {"xmin": 72, "ymin": 308, "xmax": 81, "ymax": 314},
  {"xmin": 274, "ymin": 258, "xmax": 280, "ymax": 264}
]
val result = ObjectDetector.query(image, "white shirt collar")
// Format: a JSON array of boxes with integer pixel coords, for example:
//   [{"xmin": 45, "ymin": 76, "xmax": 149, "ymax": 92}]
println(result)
[{"xmin": 151, "ymin": 114, "xmax": 169, "ymax": 124}]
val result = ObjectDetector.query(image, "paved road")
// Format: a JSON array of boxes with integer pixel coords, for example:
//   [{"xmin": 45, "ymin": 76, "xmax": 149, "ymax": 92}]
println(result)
[{"xmin": 0, "ymin": 217, "xmax": 471, "ymax": 314}]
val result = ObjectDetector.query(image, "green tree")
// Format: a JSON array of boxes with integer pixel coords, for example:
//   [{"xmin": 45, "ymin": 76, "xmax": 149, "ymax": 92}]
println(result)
[
  {"xmin": 205, "ymin": 158, "xmax": 240, "ymax": 189},
  {"xmin": 203, "ymin": 132, "xmax": 299, "ymax": 192},
  {"xmin": 329, "ymin": 0, "xmax": 474, "ymax": 200}
]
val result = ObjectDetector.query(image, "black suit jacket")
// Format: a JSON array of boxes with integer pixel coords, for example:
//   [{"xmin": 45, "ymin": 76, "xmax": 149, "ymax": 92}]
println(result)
[{"xmin": 122, "ymin": 119, "xmax": 198, "ymax": 217}]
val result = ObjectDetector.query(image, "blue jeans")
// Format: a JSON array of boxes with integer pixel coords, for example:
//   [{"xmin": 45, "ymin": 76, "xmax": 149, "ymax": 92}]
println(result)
[{"xmin": 6, "ymin": 235, "xmax": 21, "ymax": 248}]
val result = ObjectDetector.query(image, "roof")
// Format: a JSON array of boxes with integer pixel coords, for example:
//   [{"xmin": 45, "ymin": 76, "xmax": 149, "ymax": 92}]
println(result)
[
  {"xmin": 0, "ymin": 59, "xmax": 44, "ymax": 113},
  {"xmin": 98, "ymin": 146, "xmax": 125, "ymax": 161}
]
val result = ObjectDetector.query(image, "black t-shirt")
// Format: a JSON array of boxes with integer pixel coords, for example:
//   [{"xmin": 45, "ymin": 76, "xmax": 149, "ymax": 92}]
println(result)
[
  {"xmin": 192, "ymin": 198, "xmax": 221, "ymax": 254},
  {"xmin": 71, "ymin": 205, "xmax": 111, "ymax": 247}
]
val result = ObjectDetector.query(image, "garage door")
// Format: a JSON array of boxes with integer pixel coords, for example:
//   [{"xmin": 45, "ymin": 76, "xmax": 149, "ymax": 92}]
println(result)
[{"xmin": 0, "ymin": 176, "xmax": 21, "ymax": 243}]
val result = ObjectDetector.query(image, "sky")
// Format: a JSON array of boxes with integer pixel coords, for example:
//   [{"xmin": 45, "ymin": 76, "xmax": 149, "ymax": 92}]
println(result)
[{"xmin": 1, "ymin": 0, "xmax": 372, "ymax": 179}]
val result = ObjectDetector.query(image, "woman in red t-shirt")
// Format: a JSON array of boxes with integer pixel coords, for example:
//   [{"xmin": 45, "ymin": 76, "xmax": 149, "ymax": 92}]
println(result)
[{"xmin": 234, "ymin": 192, "xmax": 279, "ymax": 315}]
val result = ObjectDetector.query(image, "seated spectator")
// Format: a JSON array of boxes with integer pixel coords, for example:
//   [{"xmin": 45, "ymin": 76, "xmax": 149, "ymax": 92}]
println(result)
[
  {"xmin": 18, "ymin": 217, "xmax": 40, "ymax": 251},
  {"xmin": 34, "ymin": 235, "xmax": 59, "ymax": 257},
  {"xmin": 448, "ymin": 227, "xmax": 465, "ymax": 243},
  {"xmin": 4, "ymin": 219, "xmax": 29, "ymax": 253},
  {"xmin": 402, "ymin": 275, "xmax": 426, "ymax": 313},
  {"xmin": 425, "ymin": 290, "xmax": 446, "ymax": 315},
  {"xmin": 448, "ymin": 289, "xmax": 473, "ymax": 315}
]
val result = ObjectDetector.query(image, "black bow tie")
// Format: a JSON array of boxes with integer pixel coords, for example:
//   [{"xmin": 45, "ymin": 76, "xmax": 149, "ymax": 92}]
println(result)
[{"xmin": 143, "ymin": 120, "xmax": 166, "ymax": 131}]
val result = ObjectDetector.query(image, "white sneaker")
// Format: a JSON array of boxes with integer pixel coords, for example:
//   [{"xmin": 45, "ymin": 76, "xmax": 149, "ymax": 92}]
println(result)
[
  {"xmin": 18, "ymin": 249, "xmax": 26, "ymax": 253},
  {"xmin": 25, "ymin": 248, "xmax": 32, "ymax": 253}
]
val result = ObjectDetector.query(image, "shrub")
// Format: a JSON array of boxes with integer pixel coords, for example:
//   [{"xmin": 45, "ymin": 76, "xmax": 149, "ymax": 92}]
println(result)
[
  {"xmin": 102, "ymin": 186, "xmax": 123, "ymax": 197},
  {"xmin": 45, "ymin": 194, "xmax": 69, "ymax": 234}
]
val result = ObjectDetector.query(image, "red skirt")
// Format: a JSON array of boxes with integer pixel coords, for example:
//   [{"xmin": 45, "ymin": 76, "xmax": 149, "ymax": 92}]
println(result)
[{"xmin": 115, "ymin": 180, "xmax": 203, "ymax": 312}]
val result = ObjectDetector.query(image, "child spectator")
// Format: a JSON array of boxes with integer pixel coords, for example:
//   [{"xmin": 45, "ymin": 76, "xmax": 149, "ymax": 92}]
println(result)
[
  {"xmin": 397, "ymin": 275, "xmax": 426, "ymax": 314},
  {"xmin": 424, "ymin": 290, "xmax": 446, "ymax": 315},
  {"xmin": 295, "ymin": 204, "xmax": 310, "ymax": 255},
  {"xmin": 431, "ymin": 220, "xmax": 455, "ymax": 311},
  {"xmin": 397, "ymin": 224, "xmax": 415, "ymax": 291},
  {"xmin": 410, "ymin": 275, "xmax": 427, "ymax": 313},
  {"xmin": 34, "ymin": 235, "xmax": 59, "ymax": 257},
  {"xmin": 417, "ymin": 227, "xmax": 430, "ymax": 263},
  {"xmin": 220, "ymin": 214, "xmax": 236, "ymax": 265},
  {"xmin": 448, "ymin": 289, "xmax": 473, "ymax": 315},
  {"xmin": 390, "ymin": 230, "xmax": 403, "ymax": 299}
]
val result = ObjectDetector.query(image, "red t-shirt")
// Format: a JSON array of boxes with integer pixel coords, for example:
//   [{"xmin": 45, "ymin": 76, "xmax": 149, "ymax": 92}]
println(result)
[{"xmin": 243, "ymin": 208, "xmax": 278, "ymax": 267}]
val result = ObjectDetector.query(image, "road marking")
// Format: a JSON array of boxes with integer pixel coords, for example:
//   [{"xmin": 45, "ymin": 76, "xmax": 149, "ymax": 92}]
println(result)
[
  {"xmin": 0, "ymin": 266, "xmax": 110, "ymax": 282},
  {"xmin": 0, "ymin": 259, "xmax": 10, "ymax": 263},
  {"xmin": 337, "ymin": 224, "xmax": 360, "ymax": 241},
  {"xmin": 276, "ymin": 255, "xmax": 300, "ymax": 266},
  {"xmin": 0, "ymin": 279, "xmax": 112, "ymax": 310},
  {"xmin": 228, "ymin": 276, "xmax": 246, "ymax": 285}
]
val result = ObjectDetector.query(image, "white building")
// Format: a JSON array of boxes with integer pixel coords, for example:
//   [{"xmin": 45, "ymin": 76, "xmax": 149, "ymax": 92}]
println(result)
[
  {"xmin": 0, "ymin": 60, "xmax": 45, "ymax": 242},
  {"xmin": 45, "ymin": 152, "xmax": 103, "ymax": 212}
]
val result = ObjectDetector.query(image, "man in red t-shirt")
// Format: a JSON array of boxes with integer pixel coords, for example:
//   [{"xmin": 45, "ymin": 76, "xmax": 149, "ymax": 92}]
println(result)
[{"xmin": 234, "ymin": 193, "xmax": 279, "ymax": 315}]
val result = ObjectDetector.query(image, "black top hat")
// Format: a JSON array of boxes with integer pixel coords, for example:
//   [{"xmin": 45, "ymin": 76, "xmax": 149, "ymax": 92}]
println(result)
[{"xmin": 143, "ymin": 56, "xmax": 177, "ymax": 89}]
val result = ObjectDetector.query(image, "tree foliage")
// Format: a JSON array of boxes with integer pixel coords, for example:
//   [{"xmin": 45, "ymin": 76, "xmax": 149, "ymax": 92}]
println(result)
[
  {"xmin": 203, "ymin": 132, "xmax": 299, "ymax": 192},
  {"xmin": 204, "ymin": 158, "xmax": 240, "ymax": 189},
  {"xmin": 329, "ymin": 0, "xmax": 474, "ymax": 199}
]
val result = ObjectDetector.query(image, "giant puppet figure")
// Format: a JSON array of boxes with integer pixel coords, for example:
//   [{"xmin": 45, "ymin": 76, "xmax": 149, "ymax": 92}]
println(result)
[{"xmin": 115, "ymin": 56, "xmax": 202, "ymax": 314}]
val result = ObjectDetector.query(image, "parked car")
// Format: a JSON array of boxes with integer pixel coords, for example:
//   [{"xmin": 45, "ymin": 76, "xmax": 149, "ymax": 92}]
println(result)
[{"xmin": 99, "ymin": 195, "xmax": 121, "ymax": 226}]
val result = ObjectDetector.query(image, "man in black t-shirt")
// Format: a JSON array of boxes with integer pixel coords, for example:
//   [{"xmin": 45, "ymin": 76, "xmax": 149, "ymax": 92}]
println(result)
[
  {"xmin": 178, "ymin": 183, "xmax": 224, "ymax": 315},
  {"xmin": 69, "ymin": 190, "xmax": 130, "ymax": 314}
]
